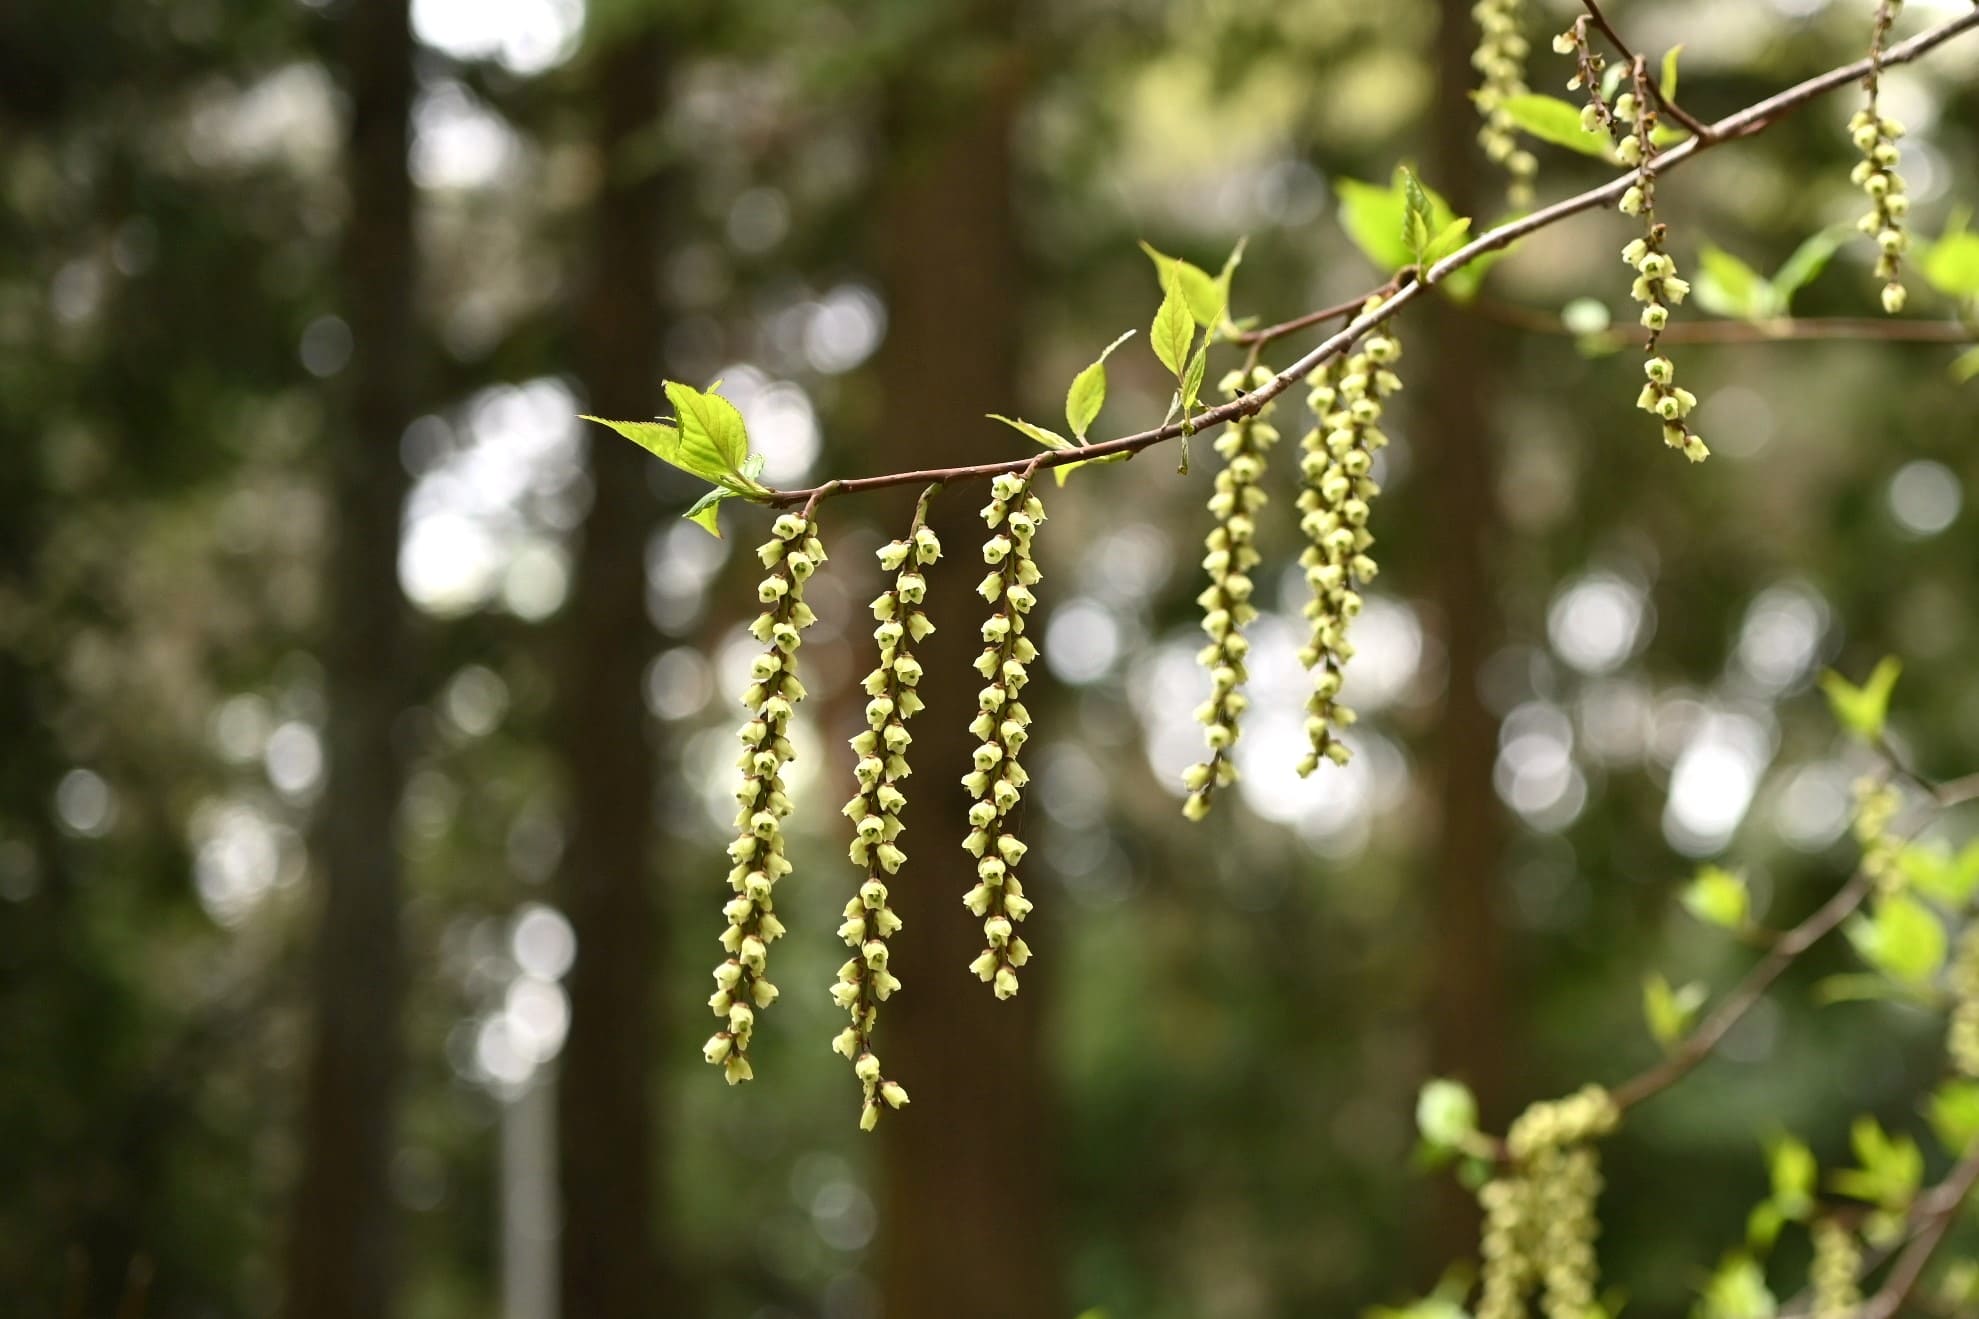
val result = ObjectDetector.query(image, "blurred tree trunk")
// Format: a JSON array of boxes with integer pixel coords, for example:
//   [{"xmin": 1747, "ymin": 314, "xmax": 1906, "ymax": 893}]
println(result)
[
  {"xmin": 1418, "ymin": 0, "xmax": 1513, "ymax": 1267},
  {"xmin": 869, "ymin": 15, "xmax": 1059, "ymax": 1319},
  {"xmin": 553, "ymin": 21, "xmax": 670, "ymax": 1319},
  {"xmin": 284, "ymin": 0, "xmax": 417, "ymax": 1315}
]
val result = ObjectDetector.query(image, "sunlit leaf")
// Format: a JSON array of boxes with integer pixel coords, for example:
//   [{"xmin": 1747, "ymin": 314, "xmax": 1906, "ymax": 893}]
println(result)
[
  {"xmin": 1923, "ymin": 232, "xmax": 1979, "ymax": 299},
  {"xmin": 1930, "ymin": 1079, "xmax": 1979, "ymax": 1155},
  {"xmin": 1642, "ymin": 972, "xmax": 1708, "ymax": 1051},
  {"xmin": 1820, "ymin": 657, "xmax": 1900, "ymax": 743},
  {"xmin": 663, "ymin": 379, "xmax": 754, "ymax": 481},
  {"xmin": 1846, "ymin": 892, "xmax": 1947, "ymax": 987},
  {"xmin": 1140, "ymin": 241, "xmax": 1226, "ymax": 330},
  {"xmin": 1497, "ymin": 93, "xmax": 1613, "ymax": 160},
  {"xmin": 1682, "ymin": 865, "xmax": 1749, "ymax": 931},
  {"xmin": 1415, "ymin": 1079, "xmax": 1479, "ymax": 1149},
  {"xmin": 987, "ymin": 413, "xmax": 1072, "ymax": 450},
  {"xmin": 1660, "ymin": 45, "xmax": 1683, "ymax": 103},
  {"xmin": 1150, "ymin": 278, "xmax": 1195, "ymax": 379},
  {"xmin": 1694, "ymin": 245, "xmax": 1779, "ymax": 322},
  {"xmin": 1065, "ymin": 329, "xmax": 1135, "ymax": 441},
  {"xmin": 1770, "ymin": 229, "xmax": 1846, "ymax": 310},
  {"xmin": 682, "ymin": 484, "xmax": 734, "ymax": 538}
]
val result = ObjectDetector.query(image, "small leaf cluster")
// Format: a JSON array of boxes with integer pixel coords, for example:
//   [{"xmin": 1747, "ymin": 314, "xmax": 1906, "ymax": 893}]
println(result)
[{"xmin": 582, "ymin": 379, "xmax": 769, "ymax": 537}]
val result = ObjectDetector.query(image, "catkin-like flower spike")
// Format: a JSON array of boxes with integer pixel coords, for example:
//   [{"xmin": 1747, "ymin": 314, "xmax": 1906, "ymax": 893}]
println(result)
[
  {"xmin": 1181, "ymin": 365, "xmax": 1281, "ymax": 821},
  {"xmin": 703, "ymin": 508, "xmax": 825, "ymax": 1085},
  {"xmin": 1852, "ymin": 776, "xmax": 1902, "ymax": 893},
  {"xmin": 1853, "ymin": 1, "xmax": 1910, "ymax": 313},
  {"xmin": 831, "ymin": 486, "xmax": 941, "ymax": 1130},
  {"xmin": 963, "ymin": 468, "xmax": 1047, "ymax": 999},
  {"xmin": 1473, "ymin": 0, "xmax": 1538, "ymax": 207},
  {"xmin": 1552, "ymin": 17, "xmax": 1616, "ymax": 138},
  {"xmin": 1811, "ymin": 1218, "xmax": 1863, "ymax": 1319},
  {"xmin": 1293, "ymin": 305, "xmax": 1400, "ymax": 776},
  {"xmin": 1950, "ymin": 925, "xmax": 1979, "ymax": 1078},
  {"xmin": 1617, "ymin": 61, "xmax": 1708, "ymax": 463}
]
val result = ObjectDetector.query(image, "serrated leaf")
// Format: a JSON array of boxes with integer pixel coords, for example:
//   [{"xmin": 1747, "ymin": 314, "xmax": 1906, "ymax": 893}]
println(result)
[
  {"xmin": 1401, "ymin": 166, "xmax": 1434, "ymax": 267},
  {"xmin": 1642, "ymin": 972, "xmax": 1707, "ymax": 1051},
  {"xmin": 1954, "ymin": 346, "xmax": 1979, "ymax": 386},
  {"xmin": 1923, "ymin": 232, "xmax": 1979, "ymax": 299},
  {"xmin": 682, "ymin": 484, "xmax": 733, "ymax": 538},
  {"xmin": 1336, "ymin": 168, "xmax": 1470, "ymax": 277},
  {"xmin": 1415, "ymin": 1079, "xmax": 1479, "ymax": 1149},
  {"xmin": 1424, "ymin": 217, "xmax": 1472, "ymax": 265},
  {"xmin": 1065, "ymin": 329, "xmax": 1134, "ymax": 441},
  {"xmin": 1140, "ymin": 241, "xmax": 1226, "ymax": 330},
  {"xmin": 1682, "ymin": 865, "xmax": 1749, "ymax": 931},
  {"xmin": 987, "ymin": 413, "xmax": 1073, "ymax": 450},
  {"xmin": 1847, "ymin": 892, "xmax": 1947, "ymax": 987},
  {"xmin": 663, "ymin": 380, "xmax": 753, "ymax": 481},
  {"xmin": 1694, "ymin": 245, "xmax": 1780, "ymax": 322},
  {"xmin": 1770, "ymin": 229, "xmax": 1845, "ymax": 310},
  {"xmin": 1498, "ymin": 94, "xmax": 1614, "ymax": 161},
  {"xmin": 1929, "ymin": 1079, "xmax": 1979, "ymax": 1155},
  {"xmin": 1181, "ymin": 342, "xmax": 1208, "ymax": 413},
  {"xmin": 1660, "ymin": 45, "xmax": 1683, "ymax": 102},
  {"xmin": 1820, "ymin": 657, "xmax": 1901, "ymax": 743},
  {"xmin": 581, "ymin": 416, "xmax": 691, "ymax": 467},
  {"xmin": 1150, "ymin": 279, "xmax": 1195, "ymax": 379}
]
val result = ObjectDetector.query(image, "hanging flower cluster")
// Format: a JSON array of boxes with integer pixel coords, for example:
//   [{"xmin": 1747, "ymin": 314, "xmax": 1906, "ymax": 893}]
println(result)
[
  {"xmin": 831, "ymin": 492, "xmax": 941, "ymax": 1130},
  {"xmin": 1477, "ymin": 1085, "xmax": 1620, "ymax": 1319},
  {"xmin": 705, "ymin": 511, "xmax": 824, "ymax": 1085},
  {"xmin": 963, "ymin": 470, "xmax": 1046, "ymax": 999},
  {"xmin": 1853, "ymin": 777, "xmax": 1903, "ymax": 892},
  {"xmin": 1853, "ymin": 1, "xmax": 1910, "ymax": 314},
  {"xmin": 1951, "ymin": 926, "xmax": 1979, "ymax": 1079},
  {"xmin": 1294, "ymin": 309, "xmax": 1399, "ymax": 776},
  {"xmin": 1472, "ymin": 0, "xmax": 1537, "ymax": 207},
  {"xmin": 1554, "ymin": 32, "xmax": 1707, "ymax": 460},
  {"xmin": 1182, "ymin": 366, "xmax": 1280, "ymax": 821},
  {"xmin": 1811, "ymin": 1218, "xmax": 1863, "ymax": 1318}
]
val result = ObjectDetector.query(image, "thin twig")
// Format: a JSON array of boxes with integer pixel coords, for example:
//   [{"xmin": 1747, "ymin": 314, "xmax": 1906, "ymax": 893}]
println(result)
[
  {"xmin": 1610, "ymin": 866, "xmax": 1879, "ymax": 1112},
  {"xmin": 763, "ymin": 8, "xmax": 1979, "ymax": 508},
  {"xmin": 1579, "ymin": 0, "xmax": 1715, "ymax": 138}
]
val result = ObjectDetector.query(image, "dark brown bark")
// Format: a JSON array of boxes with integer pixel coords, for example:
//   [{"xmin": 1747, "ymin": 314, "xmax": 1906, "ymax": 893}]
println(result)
[
  {"xmin": 1419, "ymin": 0, "xmax": 1513, "ymax": 1267},
  {"xmin": 283, "ymin": 1, "xmax": 417, "ymax": 1315},
  {"xmin": 554, "ymin": 22, "xmax": 669, "ymax": 1319},
  {"xmin": 870, "ymin": 25, "xmax": 1059, "ymax": 1319}
]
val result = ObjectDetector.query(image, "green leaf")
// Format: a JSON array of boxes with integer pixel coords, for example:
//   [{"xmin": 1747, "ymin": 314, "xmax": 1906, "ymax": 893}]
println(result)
[
  {"xmin": 1812, "ymin": 972, "xmax": 1925, "ymax": 1006},
  {"xmin": 1415, "ymin": 1079, "xmax": 1479, "ymax": 1149},
  {"xmin": 1065, "ymin": 329, "xmax": 1135, "ymax": 441},
  {"xmin": 1767, "ymin": 1135, "xmax": 1817, "ymax": 1217},
  {"xmin": 1335, "ymin": 177, "xmax": 1414, "ymax": 274},
  {"xmin": 1660, "ymin": 45, "xmax": 1683, "ymax": 103},
  {"xmin": 1848, "ymin": 892, "xmax": 1947, "ymax": 987},
  {"xmin": 1745, "ymin": 1201, "xmax": 1786, "ymax": 1254},
  {"xmin": 1929, "ymin": 1079, "xmax": 1979, "ymax": 1155},
  {"xmin": 1923, "ymin": 232, "xmax": 1979, "ymax": 300},
  {"xmin": 1830, "ymin": 1117, "xmax": 1923, "ymax": 1212},
  {"xmin": 1497, "ymin": 93, "xmax": 1614, "ymax": 161},
  {"xmin": 1051, "ymin": 450, "xmax": 1130, "ymax": 488},
  {"xmin": 1682, "ymin": 865, "xmax": 1750, "ymax": 931},
  {"xmin": 1180, "ymin": 342, "xmax": 1208, "ymax": 413},
  {"xmin": 1694, "ymin": 245, "xmax": 1780, "ymax": 322},
  {"xmin": 1642, "ymin": 972, "xmax": 1707, "ymax": 1051},
  {"xmin": 1954, "ymin": 346, "xmax": 1979, "ymax": 386},
  {"xmin": 1215, "ymin": 237, "xmax": 1248, "ymax": 328},
  {"xmin": 581, "ymin": 415, "xmax": 691, "ymax": 466},
  {"xmin": 682, "ymin": 484, "xmax": 734, "ymax": 538},
  {"xmin": 1696, "ymin": 1254, "xmax": 1774, "ymax": 1319},
  {"xmin": 1770, "ymin": 229, "xmax": 1846, "ymax": 310},
  {"xmin": 1424, "ymin": 217, "xmax": 1472, "ymax": 265},
  {"xmin": 987, "ymin": 413, "xmax": 1072, "ymax": 451},
  {"xmin": 1140, "ymin": 241, "xmax": 1226, "ymax": 330},
  {"xmin": 1401, "ymin": 166, "xmax": 1434, "ymax": 267},
  {"xmin": 1898, "ymin": 839, "xmax": 1979, "ymax": 906},
  {"xmin": 1820, "ymin": 657, "xmax": 1901, "ymax": 743},
  {"xmin": 663, "ymin": 379, "xmax": 754, "ymax": 482},
  {"xmin": 1150, "ymin": 278, "xmax": 1195, "ymax": 380}
]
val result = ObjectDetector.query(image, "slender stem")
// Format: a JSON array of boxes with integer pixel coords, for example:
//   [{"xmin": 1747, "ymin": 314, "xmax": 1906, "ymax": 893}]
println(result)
[
  {"xmin": 1579, "ymin": 0, "xmax": 1715, "ymax": 138},
  {"xmin": 762, "ymin": 9, "xmax": 1979, "ymax": 509}
]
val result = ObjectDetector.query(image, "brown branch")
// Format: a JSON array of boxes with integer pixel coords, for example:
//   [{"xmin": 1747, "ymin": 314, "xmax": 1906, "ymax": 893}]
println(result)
[
  {"xmin": 1610, "ymin": 865, "xmax": 1879, "ymax": 1113},
  {"xmin": 1578, "ymin": 0, "xmax": 1715, "ymax": 138},
  {"xmin": 763, "ymin": 7, "xmax": 1979, "ymax": 508}
]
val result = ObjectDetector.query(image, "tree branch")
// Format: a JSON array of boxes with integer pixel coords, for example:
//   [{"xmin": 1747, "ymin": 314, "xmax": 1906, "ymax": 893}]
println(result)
[
  {"xmin": 1578, "ymin": 0, "xmax": 1715, "ymax": 138},
  {"xmin": 765, "ymin": 7, "xmax": 1979, "ymax": 508}
]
